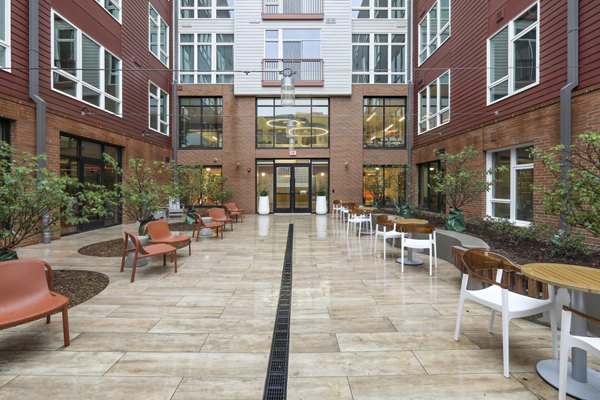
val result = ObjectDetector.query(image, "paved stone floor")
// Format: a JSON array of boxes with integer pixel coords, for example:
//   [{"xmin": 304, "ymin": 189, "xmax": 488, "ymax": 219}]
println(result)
[{"xmin": 0, "ymin": 214, "xmax": 585, "ymax": 399}]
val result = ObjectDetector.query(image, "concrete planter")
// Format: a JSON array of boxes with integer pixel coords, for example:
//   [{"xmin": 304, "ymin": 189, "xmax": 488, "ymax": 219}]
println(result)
[
  {"xmin": 124, "ymin": 235, "xmax": 149, "ymax": 268},
  {"xmin": 316, "ymin": 196, "xmax": 327, "ymax": 214},
  {"xmin": 199, "ymin": 217, "xmax": 214, "ymax": 237},
  {"xmin": 258, "ymin": 196, "xmax": 270, "ymax": 215}
]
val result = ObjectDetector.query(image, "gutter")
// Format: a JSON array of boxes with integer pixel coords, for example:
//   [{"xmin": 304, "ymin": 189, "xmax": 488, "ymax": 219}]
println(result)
[
  {"xmin": 405, "ymin": 0, "xmax": 413, "ymax": 207},
  {"xmin": 28, "ymin": 0, "xmax": 51, "ymax": 244},
  {"xmin": 558, "ymin": 0, "xmax": 579, "ymax": 232},
  {"xmin": 172, "ymin": 0, "xmax": 179, "ymax": 170}
]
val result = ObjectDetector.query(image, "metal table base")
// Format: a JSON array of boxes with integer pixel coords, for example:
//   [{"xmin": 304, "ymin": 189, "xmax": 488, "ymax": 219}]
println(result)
[{"xmin": 537, "ymin": 359, "xmax": 600, "ymax": 400}]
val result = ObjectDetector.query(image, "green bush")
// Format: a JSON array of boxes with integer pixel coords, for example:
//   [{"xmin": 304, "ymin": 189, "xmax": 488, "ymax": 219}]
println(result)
[{"xmin": 549, "ymin": 232, "xmax": 593, "ymax": 259}]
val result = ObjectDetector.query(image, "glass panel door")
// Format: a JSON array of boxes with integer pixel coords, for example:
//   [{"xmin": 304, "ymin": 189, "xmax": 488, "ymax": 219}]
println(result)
[
  {"xmin": 294, "ymin": 166, "xmax": 310, "ymax": 212},
  {"xmin": 275, "ymin": 166, "xmax": 292, "ymax": 212},
  {"xmin": 273, "ymin": 164, "xmax": 311, "ymax": 213}
]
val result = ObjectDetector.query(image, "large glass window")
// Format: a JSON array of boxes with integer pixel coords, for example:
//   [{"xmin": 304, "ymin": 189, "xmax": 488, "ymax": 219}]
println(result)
[
  {"xmin": 180, "ymin": 0, "xmax": 234, "ymax": 19},
  {"xmin": 179, "ymin": 97, "xmax": 223, "ymax": 149},
  {"xmin": 265, "ymin": 29, "xmax": 321, "ymax": 59},
  {"xmin": 96, "ymin": 0, "xmax": 121, "ymax": 22},
  {"xmin": 418, "ymin": 70, "xmax": 450, "ymax": 134},
  {"xmin": 363, "ymin": 165, "xmax": 406, "ymax": 207},
  {"xmin": 488, "ymin": 4, "xmax": 538, "ymax": 104},
  {"xmin": 418, "ymin": 161, "xmax": 444, "ymax": 212},
  {"xmin": 418, "ymin": 0, "xmax": 450, "ymax": 64},
  {"xmin": 487, "ymin": 145, "xmax": 533, "ymax": 224},
  {"xmin": 0, "ymin": 0, "xmax": 9, "ymax": 69},
  {"xmin": 180, "ymin": 33, "xmax": 234, "ymax": 84},
  {"xmin": 149, "ymin": 82, "xmax": 169, "ymax": 135},
  {"xmin": 0, "ymin": 118, "xmax": 9, "ymax": 144},
  {"xmin": 149, "ymin": 4, "xmax": 169, "ymax": 66},
  {"xmin": 352, "ymin": 33, "xmax": 405, "ymax": 84},
  {"xmin": 52, "ymin": 12, "xmax": 122, "ymax": 114},
  {"xmin": 363, "ymin": 97, "xmax": 406, "ymax": 148},
  {"xmin": 352, "ymin": 0, "xmax": 406, "ymax": 19},
  {"xmin": 256, "ymin": 98, "xmax": 329, "ymax": 148}
]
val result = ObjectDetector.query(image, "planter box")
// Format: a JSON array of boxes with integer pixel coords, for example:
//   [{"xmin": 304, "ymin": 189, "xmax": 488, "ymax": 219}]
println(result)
[
  {"xmin": 316, "ymin": 196, "xmax": 327, "ymax": 214},
  {"xmin": 258, "ymin": 196, "xmax": 270, "ymax": 215}
]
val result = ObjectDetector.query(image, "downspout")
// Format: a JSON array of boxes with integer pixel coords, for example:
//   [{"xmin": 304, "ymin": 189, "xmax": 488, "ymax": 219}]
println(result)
[
  {"xmin": 172, "ymin": 1, "xmax": 179, "ymax": 171},
  {"xmin": 29, "ymin": 0, "xmax": 51, "ymax": 244},
  {"xmin": 558, "ymin": 0, "xmax": 579, "ymax": 233},
  {"xmin": 405, "ymin": 0, "xmax": 413, "ymax": 208}
]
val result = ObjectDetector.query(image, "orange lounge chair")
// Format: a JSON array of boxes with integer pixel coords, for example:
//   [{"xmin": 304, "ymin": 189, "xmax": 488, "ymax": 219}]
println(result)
[
  {"xmin": 191, "ymin": 212, "xmax": 224, "ymax": 240},
  {"xmin": 0, "ymin": 259, "xmax": 70, "ymax": 347},
  {"xmin": 120, "ymin": 231, "xmax": 177, "ymax": 283},
  {"xmin": 144, "ymin": 220, "xmax": 192, "ymax": 256},
  {"xmin": 224, "ymin": 202, "xmax": 244, "ymax": 222},
  {"xmin": 207, "ymin": 207, "xmax": 234, "ymax": 231}
]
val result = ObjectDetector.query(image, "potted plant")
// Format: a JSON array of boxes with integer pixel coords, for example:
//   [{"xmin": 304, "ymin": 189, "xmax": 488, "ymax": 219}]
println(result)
[
  {"xmin": 0, "ymin": 143, "xmax": 110, "ymax": 260},
  {"xmin": 202, "ymin": 173, "xmax": 233, "ymax": 206},
  {"xmin": 315, "ymin": 188, "xmax": 327, "ymax": 215},
  {"xmin": 363, "ymin": 173, "xmax": 390, "ymax": 210},
  {"xmin": 258, "ymin": 188, "xmax": 270, "ymax": 215}
]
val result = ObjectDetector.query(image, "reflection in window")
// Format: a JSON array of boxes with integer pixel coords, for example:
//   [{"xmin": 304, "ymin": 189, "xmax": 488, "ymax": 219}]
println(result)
[
  {"xmin": 418, "ymin": 70, "xmax": 450, "ymax": 134},
  {"xmin": 352, "ymin": 0, "xmax": 406, "ymax": 19},
  {"xmin": 1, "ymin": 0, "xmax": 10, "ymax": 69},
  {"xmin": 180, "ymin": 0, "xmax": 234, "ymax": 19},
  {"xmin": 363, "ymin": 97, "xmax": 406, "ymax": 148},
  {"xmin": 149, "ymin": 4, "xmax": 169, "ymax": 66},
  {"xmin": 179, "ymin": 97, "xmax": 223, "ymax": 149},
  {"xmin": 418, "ymin": 0, "xmax": 450, "ymax": 64},
  {"xmin": 149, "ymin": 82, "xmax": 169, "ymax": 135},
  {"xmin": 352, "ymin": 34, "xmax": 405, "ymax": 84},
  {"xmin": 256, "ymin": 98, "xmax": 329, "ymax": 148},
  {"xmin": 418, "ymin": 161, "xmax": 444, "ymax": 212},
  {"xmin": 180, "ymin": 33, "xmax": 234, "ymax": 83},
  {"xmin": 363, "ymin": 165, "xmax": 406, "ymax": 207}
]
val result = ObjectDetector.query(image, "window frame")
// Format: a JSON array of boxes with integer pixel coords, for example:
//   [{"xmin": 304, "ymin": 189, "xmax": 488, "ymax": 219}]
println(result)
[
  {"xmin": 486, "ymin": 2, "xmax": 540, "ymax": 105},
  {"xmin": 148, "ymin": 81, "xmax": 169, "ymax": 136},
  {"xmin": 180, "ymin": 0, "xmax": 235, "ymax": 19},
  {"xmin": 51, "ymin": 11, "xmax": 123, "ymax": 116},
  {"xmin": 418, "ymin": 70, "xmax": 450, "ymax": 135},
  {"xmin": 179, "ymin": 33, "xmax": 234, "ymax": 84},
  {"xmin": 352, "ymin": 33, "xmax": 406, "ymax": 84},
  {"xmin": 352, "ymin": 0, "xmax": 407, "ymax": 19},
  {"xmin": 486, "ymin": 144, "xmax": 534, "ymax": 226},
  {"xmin": 149, "ymin": 4, "xmax": 169, "ymax": 66},
  {"xmin": 179, "ymin": 97, "xmax": 223, "ymax": 149},
  {"xmin": 1, "ymin": 0, "xmax": 11, "ymax": 71},
  {"xmin": 417, "ymin": 160, "xmax": 445, "ymax": 212},
  {"xmin": 264, "ymin": 29, "xmax": 322, "ymax": 60},
  {"xmin": 96, "ymin": 0, "xmax": 122, "ymax": 23},
  {"xmin": 362, "ymin": 97, "xmax": 406, "ymax": 148},
  {"xmin": 362, "ymin": 164, "xmax": 407, "ymax": 207},
  {"xmin": 417, "ymin": 0, "xmax": 451, "ymax": 65}
]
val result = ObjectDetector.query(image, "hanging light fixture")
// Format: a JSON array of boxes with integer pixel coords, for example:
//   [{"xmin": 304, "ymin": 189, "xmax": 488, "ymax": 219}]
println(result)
[
  {"xmin": 286, "ymin": 114, "xmax": 295, "ymax": 149},
  {"xmin": 281, "ymin": 68, "xmax": 295, "ymax": 106}
]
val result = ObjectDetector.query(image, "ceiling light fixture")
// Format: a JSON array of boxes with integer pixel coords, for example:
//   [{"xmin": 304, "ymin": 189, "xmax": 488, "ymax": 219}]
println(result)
[{"xmin": 281, "ymin": 68, "xmax": 295, "ymax": 107}]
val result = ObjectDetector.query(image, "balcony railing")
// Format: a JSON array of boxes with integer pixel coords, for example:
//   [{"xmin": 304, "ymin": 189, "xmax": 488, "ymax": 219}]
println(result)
[
  {"xmin": 262, "ymin": 0, "xmax": 323, "ymax": 19},
  {"xmin": 262, "ymin": 59, "xmax": 324, "ymax": 87}
]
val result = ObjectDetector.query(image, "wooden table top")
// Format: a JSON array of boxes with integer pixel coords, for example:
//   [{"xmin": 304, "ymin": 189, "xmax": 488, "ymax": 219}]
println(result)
[
  {"xmin": 521, "ymin": 263, "xmax": 600, "ymax": 294},
  {"xmin": 392, "ymin": 218, "xmax": 429, "ymax": 225}
]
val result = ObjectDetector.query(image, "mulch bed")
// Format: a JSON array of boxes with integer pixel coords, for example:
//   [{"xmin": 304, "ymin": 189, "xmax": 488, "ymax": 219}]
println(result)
[{"xmin": 52, "ymin": 270, "xmax": 109, "ymax": 308}]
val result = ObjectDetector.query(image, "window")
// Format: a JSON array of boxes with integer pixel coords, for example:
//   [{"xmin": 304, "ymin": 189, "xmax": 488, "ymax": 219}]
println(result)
[
  {"xmin": 363, "ymin": 97, "xmax": 406, "ymax": 148},
  {"xmin": 180, "ymin": 33, "xmax": 234, "ymax": 83},
  {"xmin": 487, "ymin": 145, "xmax": 533, "ymax": 224},
  {"xmin": 0, "ymin": 0, "xmax": 10, "ymax": 69},
  {"xmin": 96, "ymin": 0, "xmax": 121, "ymax": 22},
  {"xmin": 352, "ymin": 33, "xmax": 406, "ymax": 84},
  {"xmin": 52, "ymin": 12, "xmax": 122, "ymax": 115},
  {"xmin": 418, "ymin": 70, "xmax": 450, "ymax": 134},
  {"xmin": 179, "ymin": 97, "xmax": 222, "ymax": 148},
  {"xmin": 363, "ymin": 165, "xmax": 407, "ymax": 207},
  {"xmin": 352, "ymin": 0, "xmax": 406, "ymax": 19},
  {"xmin": 149, "ymin": 4, "xmax": 169, "ymax": 66},
  {"xmin": 418, "ymin": 161, "xmax": 444, "ymax": 212},
  {"xmin": 149, "ymin": 82, "xmax": 169, "ymax": 135},
  {"xmin": 418, "ymin": 0, "xmax": 450, "ymax": 64},
  {"xmin": 488, "ymin": 3, "xmax": 538, "ymax": 104},
  {"xmin": 256, "ymin": 98, "xmax": 329, "ymax": 148},
  {"xmin": 180, "ymin": 0, "xmax": 234, "ymax": 19},
  {"xmin": 1, "ymin": 118, "xmax": 9, "ymax": 144},
  {"xmin": 265, "ymin": 29, "xmax": 320, "ymax": 59}
]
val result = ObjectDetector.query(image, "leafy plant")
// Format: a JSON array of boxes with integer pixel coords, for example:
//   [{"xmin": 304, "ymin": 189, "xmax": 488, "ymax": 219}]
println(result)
[
  {"xmin": 364, "ymin": 172, "xmax": 392, "ymax": 204},
  {"xmin": 202, "ymin": 173, "xmax": 232, "ymax": 205},
  {"xmin": 174, "ymin": 165, "xmax": 205, "ymax": 207},
  {"xmin": 532, "ymin": 131, "xmax": 600, "ymax": 237},
  {"xmin": 259, "ymin": 188, "xmax": 269, "ymax": 197},
  {"xmin": 316, "ymin": 188, "xmax": 327, "ymax": 196},
  {"xmin": 0, "ymin": 142, "xmax": 110, "ymax": 255}
]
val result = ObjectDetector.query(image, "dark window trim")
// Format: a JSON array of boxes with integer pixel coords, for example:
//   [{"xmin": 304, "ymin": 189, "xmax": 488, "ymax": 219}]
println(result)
[
  {"xmin": 363, "ymin": 96, "xmax": 407, "ymax": 149},
  {"xmin": 362, "ymin": 164, "xmax": 407, "ymax": 206},
  {"xmin": 417, "ymin": 160, "xmax": 445, "ymax": 212},
  {"xmin": 179, "ymin": 97, "xmax": 224, "ymax": 150}
]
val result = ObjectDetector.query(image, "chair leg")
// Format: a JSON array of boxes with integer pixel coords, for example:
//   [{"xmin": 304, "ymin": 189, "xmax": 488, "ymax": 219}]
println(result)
[
  {"xmin": 502, "ymin": 314, "xmax": 510, "ymax": 378},
  {"xmin": 173, "ymin": 250, "xmax": 178, "ymax": 273},
  {"xmin": 400, "ymin": 242, "xmax": 405, "ymax": 272},
  {"xmin": 558, "ymin": 310, "xmax": 572, "ymax": 400},
  {"xmin": 120, "ymin": 252, "xmax": 126, "ymax": 272},
  {"xmin": 383, "ymin": 238, "xmax": 387, "ymax": 259},
  {"xmin": 163, "ymin": 253, "xmax": 167, "ymax": 266},
  {"xmin": 549, "ymin": 306, "xmax": 558, "ymax": 359},
  {"xmin": 46, "ymin": 315, "xmax": 51, "ymax": 324},
  {"xmin": 428, "ymin": 244, "xmax": 432, "ymax": 276},
  {"xmin": 188, "ymin": 241, "xmax": 191, "ymax": 256},
  {"xmin": 130, "ymin": 255, "xmax": 138, "ymax": 283},
  {"xmin": 61, "ymin": 307, "xmax": 70, "ymax": 347},
  {"xmin": 454, "ymin": 274, "xmax": 469, "ymax": 341}
]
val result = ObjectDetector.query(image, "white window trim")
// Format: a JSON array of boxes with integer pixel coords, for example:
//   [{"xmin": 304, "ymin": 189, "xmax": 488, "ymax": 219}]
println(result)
[
  {"xmin": 0, "ymin": 0, "xmax": 10, "ymax": 71},
  {"xmin": 148, "ymin": 81, "xmax": 169, "ymax": 135},
  {"xmin": 487, "ymin": 2, "xmax": 540, "ymax": 105},
  {"xmin": 180, "ymin": 0, "xmax": 234, "ymax": 19},
  {"xmin": 51, "ymin": 10, "xmax": 122, "ymax": 116},
  {"xmin": 264, "ymin": 29, "xmax": 322, "ymax": 59},
  {"xmin": 352, "ymin": 0, "xmax": 407, "ymax": 19},
  {"xmin": 486, "ymin": 144, "xmax": 534, "ymax": 226},
  {"xmin": 417, "ymin": 0, "xmax": 451, "ymax": 66},
  {"xmin": 417, "ymin": 69, "xmax": 450, "ymax": 134},
  {"xmin": 179, "ymin": 33, "xmax": 234, "ymax": 84},
  {"xmin": 96, "ymin": 0, "xmax": 122, "ymax": 23},
  {"xmin": 352, "ymin": 33, "xmax": 406, "ymax": 84},
  {"xmin": 149, "ymin": 4, "xmax": 169, "ymax": 66}
]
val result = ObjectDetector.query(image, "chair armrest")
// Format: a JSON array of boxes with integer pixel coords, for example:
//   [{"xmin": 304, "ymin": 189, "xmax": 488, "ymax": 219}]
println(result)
[
  {"xmin": 563, "ymin": 305, "xmax": 600, "ymax": 326},
  {"xmin": 43, "ymin": 262, "xmax": 54, "ymax": 291}
]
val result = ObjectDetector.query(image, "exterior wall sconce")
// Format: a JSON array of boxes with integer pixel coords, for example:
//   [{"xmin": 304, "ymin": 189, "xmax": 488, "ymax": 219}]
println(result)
[
  {"xmin": 344, "ymin": 161, "xmax": 349, "ymax": 168},
  {"xmin": 213, "ymin": 157, "xmax": 218, "ymax": 163},
  {"xmin": 247, "ymin": 167, "xmax": 252, "ymax": 173}
]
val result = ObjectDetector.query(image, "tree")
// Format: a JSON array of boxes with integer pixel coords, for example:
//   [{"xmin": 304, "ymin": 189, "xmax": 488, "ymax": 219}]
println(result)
[
  {"xmin": 202, "ymin": 173, "xmax": 232, "ymax": 206},
  {"xmin": 532, "ymin": 131, "xmax": 600, "ymax": 237},
  {"xmin": 0, "ymin": 142, "xmax": 109, "ymax": 259},
  {"xmin": 174, "ymin": 165, "xmax": 205, "ymax": 208}
]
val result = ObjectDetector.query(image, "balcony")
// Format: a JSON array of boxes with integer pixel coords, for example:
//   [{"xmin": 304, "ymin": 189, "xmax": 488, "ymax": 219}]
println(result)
[
  {"xmin": 262, "ymin": 0, "xmax": 323, "ymax": 20},
  {"xmin": 262, "ymin": 59, "xmax": 324, "ymax": 87}
]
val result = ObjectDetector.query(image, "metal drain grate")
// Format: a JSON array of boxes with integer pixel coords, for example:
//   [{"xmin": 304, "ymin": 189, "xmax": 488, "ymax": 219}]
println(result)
[{"xmin": 263, "ymin": 224, "xmax": 294, "ymax": 400}]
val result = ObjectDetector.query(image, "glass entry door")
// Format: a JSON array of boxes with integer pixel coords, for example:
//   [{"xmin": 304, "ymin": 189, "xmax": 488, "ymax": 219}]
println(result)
[{"xmin": 274, "ymin": 164, "xmax": 311, "ymax": 213}]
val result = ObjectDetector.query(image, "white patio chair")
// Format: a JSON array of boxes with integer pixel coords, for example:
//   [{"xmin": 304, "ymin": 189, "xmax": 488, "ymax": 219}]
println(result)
[
  {"xmin": 399, "ymin": 224, "xmax": 437, "ymax": 276},
  {"xmin": 167, "ymin": 198, "xmax": 184, "ymax": 219},
  {"xmin": 454, "ymin": 248, "xmax": 557, "ymax": 378},
  {"xmin": 346, "ymin": 207, "xmax": 371, "ymax": 237},
  {"xmin": 373, "ymin": 214, "xmax": 402, "ymax": 259}
]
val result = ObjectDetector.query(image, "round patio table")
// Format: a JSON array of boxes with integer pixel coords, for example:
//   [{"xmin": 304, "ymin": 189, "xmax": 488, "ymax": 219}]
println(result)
[
  {"xmin": 522, "ymin": 263, "xmax": 600, "ymax": 400},
  {"xmin": 392, "ymin": 218, "xmax": 429, "ymax": 266}
]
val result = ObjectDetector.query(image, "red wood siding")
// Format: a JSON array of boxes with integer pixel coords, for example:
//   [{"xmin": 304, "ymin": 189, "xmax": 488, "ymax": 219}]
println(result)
[{"xmin": 0, "ymin": 0, "xmax": 30, "ymax": 101}]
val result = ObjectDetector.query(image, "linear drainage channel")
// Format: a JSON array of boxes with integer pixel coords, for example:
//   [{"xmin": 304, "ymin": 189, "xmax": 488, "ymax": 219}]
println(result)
[{"xmin": 263, "ymin": 224, "xmax": 294, "ymax": 400}]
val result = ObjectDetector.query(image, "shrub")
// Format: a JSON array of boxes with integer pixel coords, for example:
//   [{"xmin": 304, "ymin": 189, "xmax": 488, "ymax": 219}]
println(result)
[{"xmin": 549, "ymin": 232, "xmax": 593, "ymax": 259}]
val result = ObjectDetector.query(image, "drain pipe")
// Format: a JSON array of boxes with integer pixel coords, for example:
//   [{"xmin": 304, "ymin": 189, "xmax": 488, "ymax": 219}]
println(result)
[
  {"xmin": 29, "ymin": 0, "xmax": 51, "ymax": 244},
  {"xmin": 172, "ymin": 0, "xmax": 179, "ymax": 170},
  {"xmin": 405, "ymin": 0, "xmax": 414, "ymax": 208},
  {"xmin": 558, "ymin": 0, "xmax": 579, "ymax": 233}
]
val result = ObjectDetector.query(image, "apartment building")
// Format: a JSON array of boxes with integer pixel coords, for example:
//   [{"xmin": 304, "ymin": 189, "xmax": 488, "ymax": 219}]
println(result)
[
  {"xmin": 0, "ymin": 0, "xmax": 173, "ymax": 235},
  {"xmin": 411, "ymin": 0, "xmax": 600, "ymax": 228},
  {"xmin": 176, "ymin": 0, "xmax": 409, "ymax": 213}
]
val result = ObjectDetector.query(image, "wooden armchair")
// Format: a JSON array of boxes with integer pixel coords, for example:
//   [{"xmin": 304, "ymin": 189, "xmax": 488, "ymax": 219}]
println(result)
[
  {"xmin": 207, "ymin": 207, "xmax": 234, "ymax": 231},
  {"xmin": 144, "ymin": 220, "xmax": 191, "ymax": 256},
  {"xmin": 120, "ymin": 231, "xmax": 178, "ymax": 283},
  {"xmin": 224, "ymin": 202, "xmax": 244, "ymax": 222},
  {"xmin": 0, "ymin": 259, "xmax": 70, "ymax": 347},
  {"xmin": 191, "ymin": 212, "xmax": 224, "ymax": 240}
]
